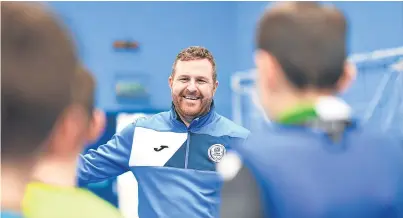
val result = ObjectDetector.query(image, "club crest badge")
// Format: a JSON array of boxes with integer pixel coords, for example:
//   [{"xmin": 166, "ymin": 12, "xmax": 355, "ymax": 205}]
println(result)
[{"xmin": 208, "ymin": 144, "xmax": 226, "ymax": 163}]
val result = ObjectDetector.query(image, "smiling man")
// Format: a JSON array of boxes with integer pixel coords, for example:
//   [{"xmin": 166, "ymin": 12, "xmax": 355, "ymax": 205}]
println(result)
[
  {"xmin": 170, "ymin": 52, "xmax": 217, "ymax": 127},
  {"xmin": 77, "ymin": 46, "xmax": 250, "ymax": 218}
]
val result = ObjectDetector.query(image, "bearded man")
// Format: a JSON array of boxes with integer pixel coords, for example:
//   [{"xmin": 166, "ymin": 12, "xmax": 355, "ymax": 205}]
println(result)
[{"xmin": 77, "ymin": 46, "xmax": 250, "ymax": 218}]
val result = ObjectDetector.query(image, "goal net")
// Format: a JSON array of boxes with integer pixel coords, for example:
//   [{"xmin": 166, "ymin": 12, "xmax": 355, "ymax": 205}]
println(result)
[{"xmin": 231, "ymin": 46, "xmax": 403, "ymax": 135}]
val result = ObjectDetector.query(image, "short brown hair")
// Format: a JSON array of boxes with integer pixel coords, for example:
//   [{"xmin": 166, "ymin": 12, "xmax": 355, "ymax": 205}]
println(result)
[
  {"xmin": 1, "ymin": 2, "xmax": 78, "ymax": 158},
  {"xmin": 171, "ymin": 46, "xmax": 217, "ymax": 81},
  {"xmin": 256, "ymin": 2, "xmax": 347, "ymax": 90},
  {"xmin": 72, "ymin": 67, "xmax": 96, "ymax": 116}
]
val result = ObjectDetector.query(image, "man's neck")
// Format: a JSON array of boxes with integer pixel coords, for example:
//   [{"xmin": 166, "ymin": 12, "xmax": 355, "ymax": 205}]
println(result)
[
  {"xmin": 177, "ymin": 108, "xmax": 211, "ymax": 127},
  {"xmin": 1, "ymin": 164, "xmax": 30, "ymax": 212},
  {"xmin": 32, "ymin": 155, "xmax": 77, "ymax": 187},
  {"xmin": 178, "ymin": 114, "xmax": 192, "ymax": 127}
]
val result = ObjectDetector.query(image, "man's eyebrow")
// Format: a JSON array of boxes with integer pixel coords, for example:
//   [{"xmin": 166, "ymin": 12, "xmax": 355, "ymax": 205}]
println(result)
[
  {"xmin": 195, "ymin": 76, "xmax": 210, "ymax": 80},
  {"xmin": 176, "ymin": 74, "xmax": 210, "ymax": 81}
]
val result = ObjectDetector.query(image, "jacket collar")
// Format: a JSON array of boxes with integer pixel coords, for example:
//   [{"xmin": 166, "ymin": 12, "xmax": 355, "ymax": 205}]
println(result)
[
  {"xmin": 170, "ymin": 101, "xmax": 216, "ymax": 130},
  {"xmin": 277, "ymin": 96, "xmax": 352, "ymax": 125}
]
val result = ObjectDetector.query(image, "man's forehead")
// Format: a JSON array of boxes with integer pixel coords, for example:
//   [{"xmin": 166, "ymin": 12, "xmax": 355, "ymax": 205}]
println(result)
[
  {"xmin": 176, "ymin": 59, "xmax": 212, "ymax": 69},
  {"xmin": 175, "ymin": 59, "xmax": 213, "ymax": 77}
]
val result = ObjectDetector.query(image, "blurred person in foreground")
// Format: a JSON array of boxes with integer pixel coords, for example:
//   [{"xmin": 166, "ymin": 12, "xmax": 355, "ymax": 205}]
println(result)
[
  {"xmin": 22, "ymin": 69, "xmax": 123, "ymax": 218},
  {"xmin": 1, "ymin": 2, "xmax": 122, "ymax": 218},
  {"xmin": 1, "ymin": 2, "xmax": 78, "ymax": 217},
  {"xmin": 77, "ymin": 46, "xmax": 250, "ymax": 218},
  {"xmin": 220, "ymin": 2, "xmax": 403, "ymax": 218}
]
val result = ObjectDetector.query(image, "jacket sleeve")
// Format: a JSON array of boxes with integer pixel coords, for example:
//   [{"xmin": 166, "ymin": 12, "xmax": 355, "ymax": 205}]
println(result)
[{"xmin": 77, "ymin": 122, "xmax": 136, "ymax": 184}]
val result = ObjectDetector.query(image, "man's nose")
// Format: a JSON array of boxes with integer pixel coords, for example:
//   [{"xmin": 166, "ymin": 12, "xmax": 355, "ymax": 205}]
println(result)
[{"xmin": 187, "ymin": 81, "xmax": 197, "ymax": 92}]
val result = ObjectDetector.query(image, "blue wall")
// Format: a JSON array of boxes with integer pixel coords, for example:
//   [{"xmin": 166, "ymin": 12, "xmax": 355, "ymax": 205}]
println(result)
[
  {"xmin": 50, "ymin": 1, "xmax": 403, "ymax": 119},
  {"xmin": 234, "ymin": 1, "xmax": 403, "ymax": 70},
  {"xmin": 50, "ymin": 1, "xmax": 237, "ymax": 118}
]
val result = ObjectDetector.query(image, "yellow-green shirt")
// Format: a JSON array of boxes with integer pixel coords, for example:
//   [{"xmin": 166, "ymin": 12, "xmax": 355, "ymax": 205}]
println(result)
[{"xmin": 22, "ymin": 182, "xmax": 123, "ymax": 218}]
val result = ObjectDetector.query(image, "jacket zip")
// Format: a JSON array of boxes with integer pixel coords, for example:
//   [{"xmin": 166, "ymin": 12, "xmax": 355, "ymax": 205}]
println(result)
[
  {"xmin": 184, "ymin": 118, "xmax": 199, "ymax": 169},
  {"xmin": 185, "ymin": 131, "xmax": 190, "ymax": 169}
]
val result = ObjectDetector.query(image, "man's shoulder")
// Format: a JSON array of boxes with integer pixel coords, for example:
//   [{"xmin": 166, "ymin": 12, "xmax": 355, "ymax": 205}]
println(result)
[
  {"xmin": 352, "ymin": 124, "xmax": 403, "ymax": 155},
  {"xmin": 216, "ymin": 114, "xmax": 250, "ymax": 134},
  {"xmin": 206, "ymin": 113, "xmax": 250, "ymax": 139},
  {"xmin": 133, "ymin": 111, "xmax": 173, "ymax": 131}
]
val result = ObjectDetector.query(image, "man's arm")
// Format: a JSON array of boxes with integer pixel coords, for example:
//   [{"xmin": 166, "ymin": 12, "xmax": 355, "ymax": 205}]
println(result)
[{"xmin": 77, "ymin": 122, "xmax": 136, "ymax": 184}]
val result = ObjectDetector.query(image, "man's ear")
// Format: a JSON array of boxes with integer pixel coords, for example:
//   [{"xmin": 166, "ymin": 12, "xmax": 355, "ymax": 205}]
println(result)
[
  {"xmin": 213, "ymin": 80, "xmax": 219, "ymax": 95},
  {"xmin": 87, "ymin": 108, "xmax": 106, "ymax": 143},
  {"xmin": 337, "ymin": 61, "xmax": 357, "ymax": 93},
  {"xmin": 168, "ymin": 75, "xmax": 173, "ymax": 90}
]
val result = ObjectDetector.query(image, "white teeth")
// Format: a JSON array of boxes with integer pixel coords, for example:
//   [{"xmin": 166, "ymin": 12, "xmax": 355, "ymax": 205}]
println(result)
[{"xmin": 184, "ymin": 96, "xmax": 198, "ymax": 100}]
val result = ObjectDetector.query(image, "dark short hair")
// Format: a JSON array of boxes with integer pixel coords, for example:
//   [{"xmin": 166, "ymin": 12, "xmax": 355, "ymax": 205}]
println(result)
[
  {"xmin": 1, "ymin": 2, "xmax": 78, "ymax": 158},
  {"xmin": 256, "ymin": 2, "xmax": 347, "ymax": 90},
  {"xmin": 171, "ymin": 46, "xmax": 217, "ymax": 82}
]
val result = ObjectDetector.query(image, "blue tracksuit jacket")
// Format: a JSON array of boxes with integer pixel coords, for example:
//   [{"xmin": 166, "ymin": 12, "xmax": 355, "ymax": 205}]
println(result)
[{"xmin": 77, "ymin": 104, "xmax": 250, "ymax": 218}]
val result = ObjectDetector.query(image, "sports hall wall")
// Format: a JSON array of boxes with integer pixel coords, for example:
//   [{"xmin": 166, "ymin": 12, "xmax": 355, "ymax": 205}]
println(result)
[
  {"xmin": 50, "ymin": 1, "xmax": 403, "ymax": 119},
  {"xmin": 235, "ymin": 1, "xmax": 403, "ymax": 70},
  {"xmin": 49, "ymin": 1, "xmax": 403, "ymax": 211},
  {"xmin": 50, "ymin": 1, "xmax": 237, "ymax": 118}
]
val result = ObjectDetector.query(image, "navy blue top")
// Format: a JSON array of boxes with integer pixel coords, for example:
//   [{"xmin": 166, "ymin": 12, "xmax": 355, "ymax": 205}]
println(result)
[{"xmin": 230, "ymin": 120, "xmax": 403, "ymax": 218}]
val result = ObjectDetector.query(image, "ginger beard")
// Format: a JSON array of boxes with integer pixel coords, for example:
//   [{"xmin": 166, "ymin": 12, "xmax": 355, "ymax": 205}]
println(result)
[{"xmin": 172, "ymin": 88, "xmax": 212, "ymax": 120}]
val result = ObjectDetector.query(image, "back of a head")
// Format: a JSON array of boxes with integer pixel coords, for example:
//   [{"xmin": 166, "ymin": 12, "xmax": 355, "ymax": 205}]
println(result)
[
  {"xmin": 1, "ymin": 2, "xmax": 78, "ymax": 160},
  {"xmin": 256, "ymin": 2, "xmax": 347, "ymax": 90}
]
